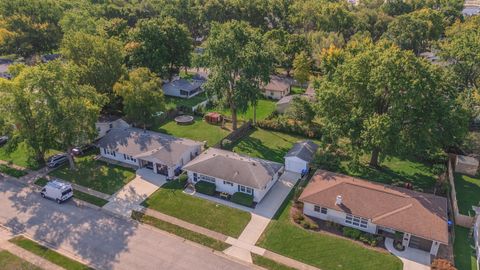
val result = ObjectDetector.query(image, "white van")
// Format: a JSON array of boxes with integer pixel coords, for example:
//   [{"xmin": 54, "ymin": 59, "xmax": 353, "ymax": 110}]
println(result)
[{"xmin": 40, "ymin": 180, "xmax": 73, "ymax": 204}]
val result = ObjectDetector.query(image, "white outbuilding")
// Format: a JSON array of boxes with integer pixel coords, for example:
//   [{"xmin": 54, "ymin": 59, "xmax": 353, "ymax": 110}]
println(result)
[{"xmin": 284, "ymin": 141, "xmax": 318, "ymax": 174}]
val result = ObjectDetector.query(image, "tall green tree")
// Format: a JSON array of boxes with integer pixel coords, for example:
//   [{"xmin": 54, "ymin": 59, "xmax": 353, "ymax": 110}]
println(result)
[
  {"xmin": 114, "ymin": 68, "xmax": 165, "ymax": 130},
  {"xmin": 286, "ymin": 96, "xmax": 315, "ymax": 124},
  {"xmin": 203, "ymin": 21, "xmax": 274, "ymax": 130},
  {"xmin": 293, "ymin": 51, "xmax": 311, "ymax": 85},
  {"xmin": 127, "ymin": 17, "xmax": 193, "ymax": 79},
  {"xmin": 316, "ymin": 39, "xmax": 468, "ymax": 167},
  {"xmin": 383, "ymin": 14, "xmax": 429, "ymax": 54},
  {"xmin": 61, "ymin": 32, "xmax": 125, "ymax": 105}
]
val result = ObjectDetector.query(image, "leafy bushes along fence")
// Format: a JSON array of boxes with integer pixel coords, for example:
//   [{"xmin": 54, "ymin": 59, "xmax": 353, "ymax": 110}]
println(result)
[
  {"xmin": 195, "ymin": 181, "xmax": 216, "ymax": 195},
  {"xmin": 231, "ymin": 192, "xmax": 254, "ymax": 207},
  {"xmin": 257, "ymin": 116, "xmax": 321, "ymax": 139}
]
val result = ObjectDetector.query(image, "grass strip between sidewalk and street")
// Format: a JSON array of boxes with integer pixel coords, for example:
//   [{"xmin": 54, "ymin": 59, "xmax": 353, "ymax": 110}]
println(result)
[
  {"xmin": 34, "ymin": 178, "xmax": 109, "ymax": 207},
  {"xmin": 131, "ymin": 211, "xmax": 230, "ymax": 251},
  {"xmin": 0, "ymin": 164, "xmax": 28, "ymax": 178},
  {"xmin": 252, "ymin": 254, "xmax": 297, "ymax": 270},
  {"xmin": 0, "ymin": 250, "xmax": 42, "ymax": 270},
  {"xmin": 9, "ymin": 236, "xmax": 94, "ymax": 270}
]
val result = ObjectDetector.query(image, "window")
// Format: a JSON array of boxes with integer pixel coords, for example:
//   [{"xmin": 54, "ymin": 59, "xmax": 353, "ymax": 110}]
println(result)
[
  {"xmin": 321, "ymin": 207, "xmax": 328, "ymax": 214},
  {"xmin": 199, "ymin": 174, "xmax": 215, "ymax": 183},
  {"xmin": 193, "ymin": 173, "xmax": 198, "ymax": 182},
  {"xmin": 104, "ymin": 149, "xmax": 116, "ymax": 157},
  {"xmin": 238, "ymin": 185, "xmax": 253, "ymax": 195},
  {"xmin": 345, "ymin": 214, "xmax": 368, "ymax": 228},
  {"xmin": 314, "ymin": 205, "xmax": 328, "ymax": 214},
  {"xmin": 223, "ymin": 181, "xmax": 233, "ymax": 186},
  {"xmin": 314, "ymin": 205, "xmax": 320, "ymax": 212}
]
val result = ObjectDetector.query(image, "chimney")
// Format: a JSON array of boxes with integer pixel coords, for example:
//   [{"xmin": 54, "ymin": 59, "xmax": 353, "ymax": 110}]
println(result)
[{"xmin": 335, "ymin": 195, "xmax": 343, "ymax": 205}]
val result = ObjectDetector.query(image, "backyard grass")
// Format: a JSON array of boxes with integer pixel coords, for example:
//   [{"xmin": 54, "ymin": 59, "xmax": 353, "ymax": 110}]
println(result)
[
  {"xmin": 0, "ymin": 141, "xmax": 60, "ymax": 170},
  {"xmin": 152, "ymin": 116, "xmax": 230, "ymax": 147},
  {"xmin": 336, "ymin": 156, "xmax": 439, "ymax": 192},
  {"xmin": 165, "ymin": 92, "xmax": 209, "ymax": 110},
  {"xmin": 454, "ymin": 226, "xmax": 477, "ymax": 270},
  {"xmin": 34, "ymin": 178, "xmax": 109, "ymax": 207},
  {"xmin": 257, "ymin": 193, "xmax": 403, "ymax": 270},
  {"xmin": 0, "ymin": 250, "xmax": 42, "ymax": 270},
  {"xmin": 454, "ymin": 173, "xmax": 480, "ymax": 216},
  {"xmin": 9, "ymin": 236, "xmax": 93, "ymax": 270},
  {"xmin": 252, "ymin": 254, "xmax": 297, "ymax": 270},
  {"xmin": 0, "ymin": 164, "xmax": 28, "ymax": 178},
  {"xmin": 49, "ymin": 153, "xmax": 136, "ymax": 195},
  {"xmin": 291, "ymin": 86, "xmax": 306, "ymax": 95},
  {"xmin": 142, "ymin": 178, "xmax": 251, "ymax": 238},
  {"xmin": 228, "ymin": 128, "xmax": 320, "ymax": 163},
  {"xmin": 132, "ymin": 211, "xmax": 230, "ymax": 251},
  {"xmin": 208, "ymin": 99, "xmax": 276, "ymax": 122}
]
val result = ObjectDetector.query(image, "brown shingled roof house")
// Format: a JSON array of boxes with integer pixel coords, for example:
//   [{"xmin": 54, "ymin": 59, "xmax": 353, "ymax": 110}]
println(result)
[
  {"xmin": 299, "ymin": 170, "xmax": 449, "ymax": 256},
  {"xmin": 262, "ymin": 76, "xmax": 292, "ymax": 100}
]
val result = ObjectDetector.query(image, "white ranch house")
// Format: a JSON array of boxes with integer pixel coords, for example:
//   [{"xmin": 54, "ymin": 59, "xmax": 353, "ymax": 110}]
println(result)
[
  {"xmin": 284, "ymin": 140, "xmax": 318, "ymax": 174},
  {"xmin": 300, "ymin": 170, "xmax": 449, "ymax": 256},
  {"xmin": 95, "ymin": 116, "xmax": 130, "ymax": 140},
  {"xmin": 162, "ymin": 78, "xmax": 204, "ymax": 99},
  {"xmin": 97, "ymin": 127, "xmax": 203, "ymax": 179},
  {"xmin": 183, "ymin": 148, "xmax": 284, "ymax": 203}
]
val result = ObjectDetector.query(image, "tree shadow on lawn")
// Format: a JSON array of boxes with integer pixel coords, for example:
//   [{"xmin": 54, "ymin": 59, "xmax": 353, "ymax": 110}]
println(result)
[
  {"xmin": 1, "ymin": 180, "xmax": 137, "ymax": 270},
  {"xmin": 227, "ymin": 130, "xmax": 291, "ymax": 163}
]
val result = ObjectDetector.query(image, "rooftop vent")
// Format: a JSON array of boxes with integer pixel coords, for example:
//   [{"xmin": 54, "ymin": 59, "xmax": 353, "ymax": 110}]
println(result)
[{"xmin": 335, "ymin": 195, "xmax": 343, "ymax": 205}]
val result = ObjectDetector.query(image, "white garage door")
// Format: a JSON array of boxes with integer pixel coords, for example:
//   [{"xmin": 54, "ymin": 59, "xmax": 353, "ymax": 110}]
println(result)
[{"xmin": 285, "ymin": 158, "xmax": 307, "ymax": 173}]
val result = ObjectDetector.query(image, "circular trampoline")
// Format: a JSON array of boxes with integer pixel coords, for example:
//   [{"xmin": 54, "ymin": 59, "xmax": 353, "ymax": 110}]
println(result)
[{"xmin": 175, "ymin": 115, "xmax": 194, "ymax": 125}]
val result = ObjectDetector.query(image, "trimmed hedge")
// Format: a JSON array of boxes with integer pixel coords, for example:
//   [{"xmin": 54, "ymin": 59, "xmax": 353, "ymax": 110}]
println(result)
[
  {"xmin": 231, "ymin": 192, "xmax": 254, "ymax": 207},
  {"xmin": 195, "ymin": 181, "xmax": 216, "ymax": 195},
  {"xmin": 342, "ymin": 227, "xmax": 382, "ymax": 247}
]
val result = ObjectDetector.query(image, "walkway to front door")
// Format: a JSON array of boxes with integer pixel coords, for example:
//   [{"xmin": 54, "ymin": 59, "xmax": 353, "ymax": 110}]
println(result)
[{"xmin": 103, "ymin": 168, "xmax": 167, "ymax": 218}]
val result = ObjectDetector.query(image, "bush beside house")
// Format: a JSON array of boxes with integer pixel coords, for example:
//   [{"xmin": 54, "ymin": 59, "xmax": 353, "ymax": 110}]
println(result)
[
  {"xmin": 195, "ymin": 181, "xmax": 216, "ymax": 195},
  {"xmin": 342, "ymin": 227, "xmax": 383, "ymax": 247},
  {"xmin": 231, "ymin": 192, "xmax": 254, "ymax": 207}
]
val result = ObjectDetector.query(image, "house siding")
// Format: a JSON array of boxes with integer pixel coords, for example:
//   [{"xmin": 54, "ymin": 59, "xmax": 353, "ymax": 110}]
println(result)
[
  {"xmin": 99, "ymin": 147, "xmax": 140, "ymax": 167},
  {"xmin": 285, "ymin": 156, "xmax": 308, "ymax": 173},
  {"xmin": 185, "ymin": 169, "xmax": 281, "ymax": 203}
]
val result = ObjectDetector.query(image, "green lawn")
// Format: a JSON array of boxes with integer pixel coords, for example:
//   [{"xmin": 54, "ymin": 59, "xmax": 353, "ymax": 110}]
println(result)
[
  {"xmin": 152, "ymin": 116, "xmax": 230, "ymax": 147},
  {"xmin": 0, "ymin": 250, "xmax": 42, "ymax": 270},
  {"xmin": 165, "ymin": 92, "xmax": 209, "ymax": 110},
  {"xmin": 252, "ymin": 254, "xmax": 297, "ymax": 270},
  {"xmin": 0, "ymin": 164, "xmax": 28, "ymax": 178},
  {"xmin": 9, "ymin": 236, "xmax": 93, "ymax": 270},
  {"xmin": 228, "ymin": 128, "xmax": 319, "ymax": 163},
  {"xmin": 454, "ymin": 173, "xmax": 480, "ymax": 216},
  {"xmin": 454, "ymin": 226, "xmax": 478, "ymax": 270},
  {"xmin": 142, "ymin": 178, "xmax": 251, "ymax": 238},
  {"xmin": 208, "ymin": 99, "xmax": 276, "ymax": 122},
  {"xmin": 34, "ymin": 178, "xmax": 109, "ymax": 207},
  {"xmin": 291, "ymin": 86, "xmax": 306, "ymax": 95},
  {"xmin": 336, "ymin": 156, "xmax": 439, "ymax": 192},
  {"xmin": 0, "ymin": 141, "xmax": 60, "ymax": 170},
  {"xmin": 49, "ymin": 153, "xmax": 136, "ymax": 195},
  {"xmin": 257, "ymin": 192, "xmax": 403, "ymax": 270},
  {"xmin": 132, "ymin": 211, "xmax": 230, "ymax": 251}
]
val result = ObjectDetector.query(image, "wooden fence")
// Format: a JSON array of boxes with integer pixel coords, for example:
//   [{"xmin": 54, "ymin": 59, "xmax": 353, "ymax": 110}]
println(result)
[
  {"xmin": 214, "ymin": 121, "xmax": 253, "ymax": 149},
  {"xmin": 448, "ymin": 155, "xmax": 475, "ymax": 228}
]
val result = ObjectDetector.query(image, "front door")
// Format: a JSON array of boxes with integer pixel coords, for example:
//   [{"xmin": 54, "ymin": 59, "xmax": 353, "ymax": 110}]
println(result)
[{"xmin": 143, "ymin": 161, "xmax": 154, "ymax": 170}]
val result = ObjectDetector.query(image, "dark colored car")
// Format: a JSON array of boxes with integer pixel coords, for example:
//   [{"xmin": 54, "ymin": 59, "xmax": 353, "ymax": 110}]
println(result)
[
  {"xmin": 47, "ymin": 154, "xmax": 68, "ymax": 168},
  {"xmin": 0, "ymin": 136, "xmax": 8, "ymax": 146},
  {"xmin": 71, "ymin": 144, "xmax": 95, "ymax": 156}
]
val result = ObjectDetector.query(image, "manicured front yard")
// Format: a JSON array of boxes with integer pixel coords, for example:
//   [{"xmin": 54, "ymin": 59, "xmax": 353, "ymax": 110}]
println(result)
[
  {"xmin": 0, "ymin": 141, "xmax": 60, "ymax": 170},
  {"xmin": 228, "ymin": 128, "xmax": 320, "ymax": 163},
  {"xmin": 252, "ymin": 254, "xmax": 296, "ymax": 270},
  {"xmin": 49, "ymin": 153, "xmax": 136, "ymax": 195},
  {"xmin": 208, "ymin": 99, "xmax": 276, "ymax": 122},
  {"xmin": 132, "ymin": 211, "xmax": 230, "ymax": 251},
  {"xmin": 454, "ymin": 226, "xmax": 477, "ymax": 270},
  {"xmin": 454, "ymin": 173, "xmax": 480, "ymax": 216},
  {"xmin": 9, "ymin": 236, "xmax": 93, "ymax": 270},
  {"xmin": 152, "ymin": 116, "xmax": 230, "ymax": 147},
  {"xmin": 257, "ymin": 195, "xmax": 403, "ymax": 270},
  {"xmin": 142, "ymin": 178, "xmax": 251, "ymax": 238},
  {"xmin": 0, "ymin": 250, "xmax": 42, "ymax": 270}
]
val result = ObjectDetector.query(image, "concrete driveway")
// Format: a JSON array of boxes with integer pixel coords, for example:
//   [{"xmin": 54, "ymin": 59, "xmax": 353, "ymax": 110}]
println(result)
[
  {"xmin": 103, "ymin": 168, "xmax": 166, "ymax": 217},
  {"xmin": 0, "ymin": 178, "xmax": 252, "ymax": 270},
  {"xmin": 385, "ymin": 238, "xmax": 431, "ymax": 270}
]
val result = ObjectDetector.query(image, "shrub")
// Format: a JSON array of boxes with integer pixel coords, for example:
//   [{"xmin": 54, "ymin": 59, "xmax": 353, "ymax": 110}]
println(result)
[
  {"xmin": 292, "ymin": 211, "xmax": 304, "ymax": 224},
  {"xmin": 431, "ymin": 259, "xmax": 456, "ymax": 270},
  {"xmin": 195, "ymin": 181, "xmax": 216, "ymax": 195},
  {"xmin": 257, "ymin": 115, "xmax": 322, "ymax": 139},
  {"xmin": 178, "ymin": 173, "xmax": 188, "ymax": 183},
  {"xmin": 231, "ymin": 192, "xmax": 254, "ymax": 207},
  {"xmin": 342, "ymin": 227, "xmax": 362, "ymax": 240}
]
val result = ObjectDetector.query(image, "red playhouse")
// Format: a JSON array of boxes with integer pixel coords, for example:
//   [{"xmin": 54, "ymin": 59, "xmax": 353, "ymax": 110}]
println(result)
[{"xmin": 205, "ymin": 112, "xmax": 223, "ymax": 124}]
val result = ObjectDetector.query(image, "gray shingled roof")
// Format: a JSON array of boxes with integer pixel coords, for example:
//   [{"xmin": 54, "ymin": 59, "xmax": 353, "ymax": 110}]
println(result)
[
  {"xmin": 163, "ymin": 79, "xmax": 203, "ymax": 93},
  {"xmin": 183, "ymin": 148, "xmax": 284, "ymax": 189},
  {"xmin": 97, "ymin": 128, "xmax": 203, "ymax": 166},
  {"xmin": 285, "ymin": 141, "xmax": 318, "ymax": 162}
]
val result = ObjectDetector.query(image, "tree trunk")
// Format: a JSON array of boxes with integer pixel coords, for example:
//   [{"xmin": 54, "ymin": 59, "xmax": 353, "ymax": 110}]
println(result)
[
  {"xmin": 35, "ymin": 151, "xmax": 45, "ymax": 166},
  {"xmin": 253, "ymin": 103, "xmax": 257, "ymax": 126},
  {"xmin": 369, "ymin": 148, "xmax": 380, "ymax": 168},
  {"xmin": 231, "ymin": 106, "xmax": 238, "ymax": 130},
  {"xmin": 67, "ymin": 147, "xmax": 75, "ymax": 170}
]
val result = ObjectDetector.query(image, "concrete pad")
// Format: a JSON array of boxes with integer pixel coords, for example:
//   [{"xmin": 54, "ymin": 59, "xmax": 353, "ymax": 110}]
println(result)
[
  {"xmin": 223, "ymin": 246, "xmax": 253, "ymax": 263},
  {"xmin": 385, "ymin": 238, "xmax": 431, "ymax": 270},
  {"xmin": 237, "ymin": 214, "xmax": 270, "ymax": 245},
  {"xmin": 225, "ymin": 237, "xmax": 266, "ymax": 255}
]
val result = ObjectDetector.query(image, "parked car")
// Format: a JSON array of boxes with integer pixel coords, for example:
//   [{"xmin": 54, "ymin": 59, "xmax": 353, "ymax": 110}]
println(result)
[
  {"xmin": 70, "ymin": 144, "xmax": 95, "ymax": 156},
  {"xmin": 0, "ymin": 136, "xmax": 8, "ymax": 146},
  {"xmin": 47, "ymin": 154, "xmax": 68, "ymax": 168},
  {"xmin": 40, "ymin": 180, "xmax": 73, "ymax": 204}
]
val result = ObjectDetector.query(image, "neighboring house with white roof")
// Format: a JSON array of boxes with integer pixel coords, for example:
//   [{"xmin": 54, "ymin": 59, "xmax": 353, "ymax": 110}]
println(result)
[
  {"xmin": 300, "ymin": 170, "xmax": 449, "ymax": 256},
  {"xmin": 183, "ymin": 148, "xmax": 284, "ymax": 203},
  {"xmin": 97, "ymin": 127, "xmax": 203, "ymax": 179},
  {"xmin": 95, "ymin": 116, "xmax": 130, "ymax": 140},
  {"xmin": 262, "ymin": 76, "xmax": 292, "ymax": 100},
  {"xmin": 162, "ymin": 78, "xmax": 204, "ymax": 99},
  {"xmin": 284, "ymin": 141, "xmax": 318, "ymax": 174}
]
